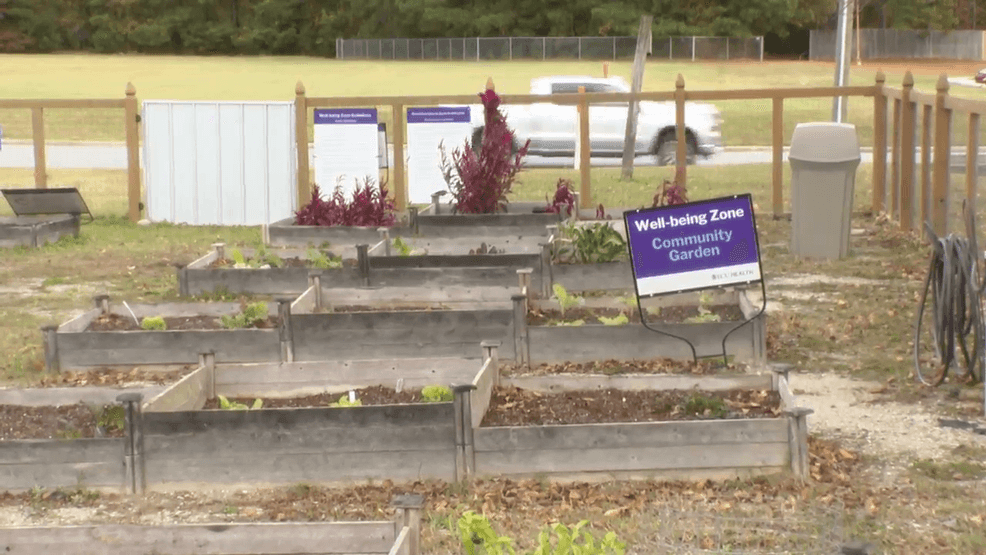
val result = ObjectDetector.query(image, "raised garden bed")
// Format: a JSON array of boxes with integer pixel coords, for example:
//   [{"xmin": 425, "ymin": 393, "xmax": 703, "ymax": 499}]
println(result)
[
  {"xmin": 0, "ymin": 403, "xmax": 125, "ymax": 440},
  {"xmin": 0, "ymin": 214, "xmax": 80, "ymax": 248}
]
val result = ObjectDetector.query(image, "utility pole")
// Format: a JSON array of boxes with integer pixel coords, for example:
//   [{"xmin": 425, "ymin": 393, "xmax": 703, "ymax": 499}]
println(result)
[{"xmin": 832, "ymin": 0, "xmax": 854, "ymax": 122}]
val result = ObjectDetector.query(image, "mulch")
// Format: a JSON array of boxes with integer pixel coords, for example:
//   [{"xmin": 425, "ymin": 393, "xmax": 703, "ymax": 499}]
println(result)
[
  {"xmin": 527, "ymin": 304, "xmax": 745, "ymax": 326},
  {"xmin": 86, "ymin": 313, "xmax": 279, "ymax": 331},
  {"xmin": 499, "ymin": 358, "xmax": 734, "ymax": 376}
]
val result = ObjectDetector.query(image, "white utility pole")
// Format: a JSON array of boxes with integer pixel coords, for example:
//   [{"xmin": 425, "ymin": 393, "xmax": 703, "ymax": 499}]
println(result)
[{"xmin": 832, "ymin": 0, "xmax": 854, "ymax": 122}]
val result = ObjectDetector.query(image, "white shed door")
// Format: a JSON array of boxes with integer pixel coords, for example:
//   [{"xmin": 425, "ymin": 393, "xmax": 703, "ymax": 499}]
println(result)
[{"xmin": 142, "ymin": 101, "xmax": 296, "ymax": 226}]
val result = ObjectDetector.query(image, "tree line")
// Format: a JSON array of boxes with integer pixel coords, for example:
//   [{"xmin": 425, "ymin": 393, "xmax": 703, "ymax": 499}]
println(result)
[{"xmin": 0, "ymin": 0, "xmax": 961, "ymax": 56}]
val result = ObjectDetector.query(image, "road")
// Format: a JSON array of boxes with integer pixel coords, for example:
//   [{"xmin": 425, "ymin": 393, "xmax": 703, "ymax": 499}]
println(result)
[{"xmin": 4, "ymin": 140, "xmax": 986, "ymax": 171}]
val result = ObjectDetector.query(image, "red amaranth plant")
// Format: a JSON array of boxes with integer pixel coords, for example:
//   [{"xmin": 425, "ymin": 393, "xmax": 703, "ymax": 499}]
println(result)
[
  {"xmin": 295, "ymin": 176, "xmax": 396, "ymax": 227},
  {"xmin": 544, "ymin": 178, "xmax": 576, "ymax": 217},
  {"xmin": 439, "ymin": 87, "xmax": 530, "ymax": 214},
  {"xmin": 652, "ymin": 168, "xmax": 689, "ymax": 208}
]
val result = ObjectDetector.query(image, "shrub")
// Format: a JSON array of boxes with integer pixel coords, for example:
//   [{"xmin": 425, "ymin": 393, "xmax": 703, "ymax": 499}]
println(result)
[
  {"xmin": 295, "ymin": 176, "xmax": 396, "ymax": 227},
  {"xmin": 140, "ymin": 316, "xmax": 167, "ymax": 331},
  {"xmin": 439, "ymin": 87, "xmax": 530, "ymax": 214},
  {"xmin": 544, "ymin": 178, "xmax": 576, "ymax": 217}
]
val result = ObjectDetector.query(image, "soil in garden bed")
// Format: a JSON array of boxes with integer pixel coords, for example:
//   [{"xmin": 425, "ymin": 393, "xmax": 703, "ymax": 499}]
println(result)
[
  {"xmin": 209, "ymin": 256, "xmax": 358, "ymax": 269},
  {"xmin": 527, "ymin": 304, "xmax": 745, "ymax": 326},
  {"xmin": 201, "ymin": 385, "xmax": 439, "ymax": 409},
  {"xmin": 499, "ymin": 358, "xmax": 740, "ymax": 377},
  {"xmin": 86, "ymin": 313, "xmax": 280, "ymax": 332},
  {"xmin": 35, "ymin": 365, "xmax": 198, "ymax": 388},
  {"xmin": 0, "ymin": 403, "xmax": 126, "ymax": 440},
  {"xmin": 481, "ymin": 387, "xmax": 781, "ymax": 426}
]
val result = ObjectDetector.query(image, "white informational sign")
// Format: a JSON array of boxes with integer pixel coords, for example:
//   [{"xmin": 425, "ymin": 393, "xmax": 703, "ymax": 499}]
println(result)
[
  {"xmin": 406, "ymin": 106, "xmax": 472, "ymax": 204},
  {"xmin": 313, "ymin": 108, "xmax": 379, "ymax": 199}
]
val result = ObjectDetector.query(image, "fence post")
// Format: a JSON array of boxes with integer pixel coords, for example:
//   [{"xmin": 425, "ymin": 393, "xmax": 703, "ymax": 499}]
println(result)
[
  {"xmin": 511, "ymin": 294, "xmax": 530, "ymax": 366},
  {"xmin": 378, "ymin": 227, "xmax": 391, "ymax": 256},
  {"xmin": 452, "ymin": 383, "xmax": 477, "ymax": 482},
  {"xmin": 392, "ymin": 102, "xmax": 407, "ymax": 212},
  {"xmin": 900, "ymin": 71, "xmax": 915, "ymax": 231},
  {"xmin": 93, "ymin": 293, "xmax": 110, "ymax": 314},
  {"xmin": 872, "ymin": 71, "xmax": 887, "ymax": 213},
  {"xmin": 198, "ymin": 351, "xmax": 216, "ymax": 400},
  {"xmin": 41, "ymin": 324, "xmax": 59, "ymax": 373},
  {"xmin": 125, "ymin": 83, "xmax": 141, "ymax": 222},
  {"xmin": 482, "ymin": 340, "xmax": 501, "ymax": 387},
  {"xmin": 308, "ymin": 270, "xmax": 323, "ymax": 313},
  {"xmin": 785, "ymin": 406, "xmax": 813, "ymax": 481},
  {"xmin": 117, "ymin": 392, "xmax": 145, "ymax": 494},
  {"xmin": 277, "ymin": 298, "xmax": 294, "ymax": 363},
  {"xmin": 295, "ymin": 81, "xmax": 310, "ymax": 211},
  {"xmin": 890, "ymin": 94, "xmax": 901, "ymax": 219},
  {"xmin": 921, "ymin": 102, "xmax": 933, "ymax": 227},
  {"xmin": 31, "ymin": 106, "xmax": 47, "ymax": 189},
  {"xmin": 577, "ymin": 86, "xmax": 591, "ymax": 209},
  {"xmin": 391, "ymin": 494, "xmax": 425, "ymax": 555},
  {"xmin": 966, "ymin": 112, "xmax": 980, "ymax": 210},
  {"xmin": 772, "ymin": 96, "xmax": 784, "ymax": 218},
  {"xmin": 356, "ymin": 244, "xmax": 371, "ymax": 286},
  {"xmin": 931, "ymin": 74, "xmax": 951, "ymax": 236},
  {"xmin": 675, "ymin": 74, "xmax": 687, "ymax": 189},
  {"xmin": 540, "ymin": 242, "xmax": 554, "ymax": 298},
  {"xmin": 691, "ymin": 36, "xmax": 696, "ymax": 61}
]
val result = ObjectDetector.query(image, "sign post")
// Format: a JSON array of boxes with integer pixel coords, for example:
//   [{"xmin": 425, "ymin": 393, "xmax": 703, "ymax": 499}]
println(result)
[{"xmin": 623, "ymin": 194, "xmax": 766, "ymax": 362}]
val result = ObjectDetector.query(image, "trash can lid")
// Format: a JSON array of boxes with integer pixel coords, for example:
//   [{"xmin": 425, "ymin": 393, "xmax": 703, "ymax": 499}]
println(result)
[{"xmin": 788, "ymin": 122, "xmax": 860, "ymax": 163}]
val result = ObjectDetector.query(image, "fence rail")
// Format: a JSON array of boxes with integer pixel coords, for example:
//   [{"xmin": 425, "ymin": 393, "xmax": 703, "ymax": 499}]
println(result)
[{"xmin": 335, "ymin": 36, "xmax": 764, "ymax": 62}]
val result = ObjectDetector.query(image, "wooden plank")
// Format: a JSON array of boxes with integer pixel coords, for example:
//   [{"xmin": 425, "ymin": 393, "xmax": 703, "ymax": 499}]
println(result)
[
  {"xmin": 415, "ymin": 213, "xmax": 560, "ymax": 227},
  {"xmin": 56, "ymin": 330, "xmax": 281, "ymax": 367},
  {"xmin": 320, "ymin": 285, "xmax": 515, "ymax": 305},
  {"xmin": 292, "ymin": 308, "xmax": 513, "ymax": 331},
  {"xmin": 295, "ymin": 341, "xmax": 514, "ymax": 362},
  {"xmin": 388, "ymin": 526, "xmax": 411, "ymax": 555},
  {"xmin": 872, "ymin": 72, "xmax": 887, "ymax": 213},
  {"xmin": 384, "ymin": 236, "xmax": 545, "ymax": 255},
  {"xmin": 142, "ymin": 364, "xmax": 210, "ymax": 412},
  {"xmin": 31, "ymin": 107, "xmax": 46, "ymax": 189},
  {"xmin": 685, "ymin": 86, "xmax": 875, "ymax": 101},
  {"xmin": 292, "ymin": 285, "xmax": 317, "ymax": 314},
  {"xmin": 476, "ymin": 442, "xmax": 788, "ymax": 474},
  {"xmin": 58, "ymin": 308, "xmax": 102, "ymax": 333},
  {"xmin": 0, "ymin": 438, "xmax": 125, "ymax": 464},
  {"xmin": 186, "ymin": 249, "xmax": 220, "ymax": 270},
  {"xmin": 109, "ymin": 302, "xmax": 277, "ymax": 319},
  {"xmin": 473, "ymin": 466, "xmax": 786, "ymax": 484},
  {"xmin": 143, "ymin": 403, "xmax": 454, "ymax": 434},
  {"xmin": 145, "ymin": 448, "xmax": 455, "ymax": 485},
  {"xmin": 503, "ymin": 373, "xmax": 773, "ymax": 393},
  {"xmin": 550, "ymin": 262, "xmax": 633, "ymax": 291},
  {"xmin": 215, "ymin": 358, "xmax": 479, "ymax": 398},
  {"xmin": 777, "ymin": 375, "xmax": 797, "ymax": 411},
  {"xmin": 943, "ymin": 95, "xmax": 986, "ymax": 114},
  {"xmin": 143, "ymin": 422, "xmax": 455, "ymax": 457},
  {"xmin": 470, "ymin": 358, "xmax": 495, "ymax": 427},
  {"xmin": 1, "ymin": 521, "xmax": 395, "ymax": 554},
  {"xmin": 474, "ymin": 419, "xmax": 788, "ymax": 451},
  {"xmin": 369, "ymin": 253, "xmax": 541, "ymax": 269},
  {"xmin": 0, "ymin": 439, "xmax": 124, "ymax": 490},
  {"xmin": 367, "ymin": 267, "xmax": 522, "ymax": 288}
]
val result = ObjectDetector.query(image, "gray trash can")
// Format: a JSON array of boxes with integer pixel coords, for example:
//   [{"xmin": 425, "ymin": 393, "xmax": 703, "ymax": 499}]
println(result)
[{"xmin": 788, "ymin": 122, "xmax": 861, "ymax": 260}]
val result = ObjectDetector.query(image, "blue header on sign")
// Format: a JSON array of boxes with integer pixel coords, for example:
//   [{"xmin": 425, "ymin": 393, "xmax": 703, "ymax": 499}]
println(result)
[
  {"xmin": 407, "ymin": 106, "xmax": 471, "ymax": 124},
  {"xmin": 623, "ymin": 194, "xmax": 762, "ymax": 296},
  {"xmin": 314, "ymin": 108, "xmax": 378, "ymax": 125}
]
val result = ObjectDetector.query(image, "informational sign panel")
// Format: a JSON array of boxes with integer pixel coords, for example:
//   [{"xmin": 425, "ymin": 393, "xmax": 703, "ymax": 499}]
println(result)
[
  {"xmin": 313, "ymin": 108, "xmax": 379, "ymax": 199},
  {"xmin": 406, "ymin": 106, "xmax": 471, "ymax": 204},
  {"xmin": 623, "ymin": 194, "xmax": 762, "ymax": 298}
]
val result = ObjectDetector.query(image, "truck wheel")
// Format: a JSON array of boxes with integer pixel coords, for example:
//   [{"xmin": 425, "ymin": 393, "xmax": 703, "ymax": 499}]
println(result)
[{"xmin": 655, "ymin": 132, "xmax": 697, "ymax": 166}]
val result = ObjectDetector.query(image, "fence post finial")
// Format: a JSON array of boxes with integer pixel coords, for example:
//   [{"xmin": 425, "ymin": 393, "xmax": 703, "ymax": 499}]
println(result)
[
  {"xmin": 675, "ymin": 73, "xmax": 685, "ymax": 89},
  {"xmin": 902, "ymin": 70, "xmax": 914, "ymax": 88},
  {"xmin": 875, "ymin": 70, "xmax": 885, "ymax": 85},
  {"xmin": 486, "ymin": 77, "xmax": 494, "ymax": 91},
  {"xmin": 936, "ymin": 73, "xmax": 949, "ymax": 93},
  {"xmin": 125, "ymin": 82, "xmax": 136, "ymax": 96},
  {"xmin": 296, "ymin": 81, "xmax": 306, "ymax": 96}
]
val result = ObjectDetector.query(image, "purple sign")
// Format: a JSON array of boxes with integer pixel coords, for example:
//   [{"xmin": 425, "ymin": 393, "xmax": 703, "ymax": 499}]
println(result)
[
  {"xmin": 623, "ymin": 194, "xmax": 763, "ymax": 297},
  {"xmin": 314, "ymin": 108, "xmax": 378, "ymax": 125},
  {"xmin": 407, "ymin": 106, "xmax": 470, "ymax": 124}
]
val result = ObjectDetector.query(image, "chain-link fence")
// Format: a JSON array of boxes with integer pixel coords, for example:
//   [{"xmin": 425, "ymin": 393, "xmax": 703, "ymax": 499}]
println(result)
[{"xmin": 336, "ymin": 36, "xmax": 764, "ymax": 61}]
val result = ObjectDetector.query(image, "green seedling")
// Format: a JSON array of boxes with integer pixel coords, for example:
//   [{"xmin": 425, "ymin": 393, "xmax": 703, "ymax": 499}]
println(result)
[
  {"xmin": 552, "ymin": 283, "xmax": 583, "ymax": 317},
  {"xmin": 393, "ymin": 236, "xmax": 414, "ymax": 256},
  {"xmin": 306, "ymin": 247, "xmax": 342, "ymax": 269},
  {"xmin": 329, "ymin": 393, "xmax": 363, "ymax": 407},
  {"xmin": 97, "ymin": 405, "xmax": 126, "ymax": 432},
  {"xmin": 230, "ymin": 248, "xmax": 246, "ymax": 266},
  {"xmin": 140, "ymin": 316, "xmax": 166, "ymax": 330},
  {"xmin": 597, "ymin": 314, "xmax": 629, "ymax": 326},
  {"xmin": 217, "ymin": 395, "xmax": 263, "ymax": 410},
  {"xmin": 220, "ymin": 302, "xmax": 269, "ymax": 329},
  {"xmin": 680, "ymin": 393, "xmax": 729, "ymax": 418},
  {"xmin": 421, "ymin": 384, "xmax": 453, "ymax": 403},
  {"xmin": 552, "ymin": 319, "xmax": 585, "ymax": 327}
]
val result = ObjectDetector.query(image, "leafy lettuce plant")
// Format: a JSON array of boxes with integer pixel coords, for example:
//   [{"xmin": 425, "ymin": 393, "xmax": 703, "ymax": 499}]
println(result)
[
  {"xmin": 552, "ymin": 283, "xmax": 583, "ymax": 317},
  {"xmin": 217, "ymin": 395, "xmax": 263, "ymax": 410},
  {"xmin": 554, "ymin": 222, "xmax": 627, "ymax": 264},
  {"xmin": 439, "ymin": 87, "xmax": 530, "ymax": 214},
  {"xmin": 140, "ymin": 316, "xmax": 166, "ymax": 330},
  {"xmin": 295, "ymin": 176, "xmax": 396, "ymax": 227},
  {"xmin": 597, "ymin": 314, "xmax": 629, "ymax": 326},
  {"xmin": 307, "ymin": 247, "xmax": 342, "ymax": 269},
  {"xmin": 421, "ymin": 385, "xmax": 453, "ymax": 402}
]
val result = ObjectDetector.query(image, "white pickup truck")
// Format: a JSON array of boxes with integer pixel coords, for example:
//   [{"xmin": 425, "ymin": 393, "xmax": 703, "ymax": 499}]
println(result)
[{"xmin": 466, "ymin": 75, "xmax": 722, "ymax": 165}]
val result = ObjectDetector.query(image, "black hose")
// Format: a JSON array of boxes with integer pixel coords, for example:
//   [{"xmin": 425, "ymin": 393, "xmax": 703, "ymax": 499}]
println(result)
[{"xmin": 913, "ymin": 203, "xmax": 986, "ymax": 386}]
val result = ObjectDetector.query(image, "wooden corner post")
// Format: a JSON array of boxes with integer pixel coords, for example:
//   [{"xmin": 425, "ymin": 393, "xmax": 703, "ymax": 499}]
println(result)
[
  {"xmin": 872, "ymin": 71, "xmax": 887, "ymax": 213},
  {"xmin": 578, "ymin": 85, "xmax": 591, "ymax": 209},
  {"xmin": 674, "ymin": 74, "xmax": 687, "ymax": 190},
  {"xmin": 125, "ymin": 82, "xmax": 141, "ymax": 222},
  {"xmin": 295, "ymin": 81, "xmax": 310, "ymax": 212},
  {"xmin": 392, "ymin": 101, "xmax": 407, "ymax": 213},
  {"xmin": 900, "ymin": 71, "xmax": 915, "ymax": 232},
  {"xmin": 391, "ymin": 494, "xmax": 425, "ymax": 555},
  {"xmin": 931, "ymin": 74, "xmax": 951, "ymax": 236}
]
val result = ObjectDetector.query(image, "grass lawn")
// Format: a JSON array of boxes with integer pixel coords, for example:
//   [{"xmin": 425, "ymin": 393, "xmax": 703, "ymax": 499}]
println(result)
[{"xmin": 3, "ymin": 55, "xmax": 986, "ymax": 148}]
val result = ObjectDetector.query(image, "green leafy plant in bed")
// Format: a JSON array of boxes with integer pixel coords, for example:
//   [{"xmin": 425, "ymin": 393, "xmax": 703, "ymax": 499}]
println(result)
[
  {"xmin": 97, "ymin": 405, "xmax": 126, "ymax": 432},
  {"xmin": 458, "ymin": 511, "xmax": 625, "ymax": 555},
  {"xmin": 328, "ymin": 393, "xmax": 362, "ymax": 407},
  {"xmin": 680, "ymin": 393, "xmax": 729, "ymax": 418},
  {"xmin": 229, "ymin": 246, "xmax": 283, "ymax": 268},
  {"xmin": 218, "ymin": 395, "xmax": 263, "ymax": 410},
  {"xmin": 220, "ymin": 302, "xmax": 269, "ymax": 329},
  {"xmin": 393, "ymin": 236, "xmax": 414, "ymax": 257},
  {"xmin": 554, "ymin": 221, "xmax": 627, "ymax": 264},
  {"xmin": 306, "ymin": 247, "xmax": 342, "ymax": 269},
  {"xmin": 597, "ymin": 313, "xmax": 628, "ymax": 326},
  {"xmin": 684, "ymin": 292, "xmax": 721, "ymax": 323},
  {"xmin": 140, "ymin": 316, "xmax": 166, "ymax": 330},
  {"xmin": 421, "ymin": 385, "xmax": 453, "ymax": 402},
  {"xmin": 552, "ymin": 284, "xmax": 582, "ymax": 317}
]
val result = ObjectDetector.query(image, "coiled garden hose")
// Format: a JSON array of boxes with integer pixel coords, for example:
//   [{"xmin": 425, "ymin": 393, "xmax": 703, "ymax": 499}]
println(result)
[{"xmin": 913, "ymin": 205, "xmax": 986, "ymax": 386}]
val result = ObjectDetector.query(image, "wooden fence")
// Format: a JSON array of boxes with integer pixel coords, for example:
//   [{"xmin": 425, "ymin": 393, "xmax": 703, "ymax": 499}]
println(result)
[{"xmin": 0, "ymin": 84, "xmax": 142, "ymax": 222}]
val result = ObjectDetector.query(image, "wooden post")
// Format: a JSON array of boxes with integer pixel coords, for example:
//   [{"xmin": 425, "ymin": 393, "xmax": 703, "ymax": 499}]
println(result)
[
  {"xmin": 967, "ymin": 112, "xmax": 980, "ymax": 210},
  {"xmin": 511, "ymin": 294, "xmax": 529, "ymax": 366},
  {"xmin": 308, "ymin": 270, "xmax": 323, "ymax": 312},
  {"xmin": 674, "ymin": 74, "xmax": 687, "ymax": 189},
  {"xmin": 452, "ymin": 384, "xmax": 477, "ymax": 481},
  {"xmin": 124, "ymin": 83, "xmax": 141, "ymax": 222},
  {"xmin": 540, "ymin": 242, "xmax": 553, "ymax": 298},
  {"xmin": 517, "ymin": 268, "xmax": 533, "ymax": 307},
  {"xmin": 900, "ymin": 72, "xmax": 915, "ymax": 231},
  {"xmin": 379, "ymin": 227, "xmax": 391, "ymax": 256},
  {"xmin": 408, "ymin": 206, "xmax": 419, "ymax": 234},
  {"xmin": 391, "ymin": 494, "xmax": 425, "ymax": 555},
  {"xmin": 872, "ymin": 71, "xmax": 887, "ymax": 213},
  {"xmin": 921, "ymin": 103, "xmax": 933, "ymax": 227},
  {"xmin": 277, "ymin": 298, "xmax": 294, "ymax": 363},
  {"xmin": 41, "ymin": 324, "xmax": 59, "ymax": 374},
  {"xmin": 481, "ymin": 340, "xmax": 501, "ymax": 387},
  {"xmin": 932, "ymin": 74, "xmax": 951, "ymax": 236},
  {"xmin": 772, "ymin": 97, "xmax": 784, "ymax": 219},
  {"xmin": 93, "ymin": 293, "xmax": 110, "ymax": 314},
  {"xmin": 890, "ymin": 97, "xmax": 901, "ymax": 218},
  {"xmin": 620, "ymin": 14, "xmax": 653, "ymax": 181},
  {"xmin": 356, "ymin": 244, "xmax": 371, "ymax": 286},
  {"xmin": 31, "ymin": 106, "xmax": 46, "ymax": 189},
  {"xmin": 578, "ymin": 86, "xmax": 591, "ymax": 209},
  {"xmin": 602, "ymin": 62, "xmax": 609, "ymax": 77},
  {"xmin": 392, "ymin": 102, "xmax": 407, "ymax": 212},
  {"xmin": 198, "ymin": 351, "xmax": 216, "ymax": 400},
  {"xmin": 117, "ymin": 392, "xmax": 145, "ymax": 494},
  {"xmin": 295, "ymin": 82, "xmax": 310, "ymax": 212}
]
